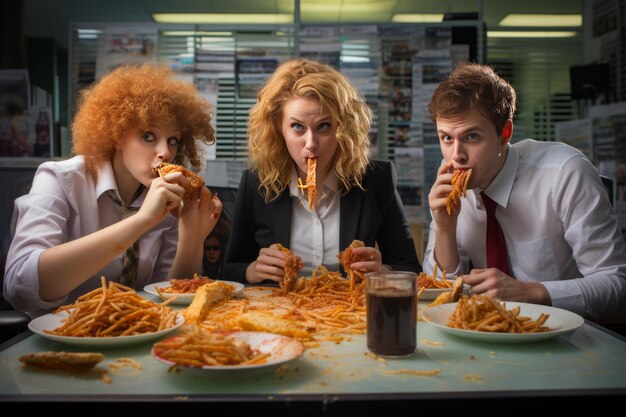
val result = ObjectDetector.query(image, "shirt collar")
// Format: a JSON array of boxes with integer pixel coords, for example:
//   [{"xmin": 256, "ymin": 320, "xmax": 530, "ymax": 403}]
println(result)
[
  {"xmin": 95, "ymin": 160, "xmax": 118, "ymax": 199},
  {"xmin": 95, "ymin": 160, "xmax": 146, "ymax": 208},
  {"xmin": 472, "ymin": 144, "xmax": 518, "ymax": 208}
]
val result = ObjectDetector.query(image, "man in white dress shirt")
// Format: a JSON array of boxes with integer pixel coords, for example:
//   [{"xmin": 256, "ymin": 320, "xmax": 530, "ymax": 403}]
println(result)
[{"xmin": 424, "ymin": 62, "xmax": 626, "ymax": 322}]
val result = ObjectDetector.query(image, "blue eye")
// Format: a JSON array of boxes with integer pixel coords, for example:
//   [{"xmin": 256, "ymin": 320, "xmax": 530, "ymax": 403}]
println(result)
[
  {"xmin": 167, "ymin": 137, "xmax": 180, "ymax": 147},
  {"xmin": 440, "ymin": 135, "xmax": 452, "ymax": 143},
  {"xmin": 318, "ymin": 122, "xmax": 330, "ymax": 131},
  {"xmin": 142, "ymin": 132, "xmax": 156, "ymax": 142},
  {"xmin": 466, "ymin": 133, "xmax": 479, "ymax": 141},
  {"xmin": 291, "ymin": 123, "xmax": 304, "ymax": 131}
]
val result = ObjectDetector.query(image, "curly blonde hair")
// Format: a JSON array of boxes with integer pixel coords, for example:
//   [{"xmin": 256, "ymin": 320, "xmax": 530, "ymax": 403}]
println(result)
[
  {"xmin": 248, "ymin": 58, "xmax": 372, "ymax": 202},
  {"xmin": 71, "ymin": 64, "xmax": 215, "ymax": 180}
]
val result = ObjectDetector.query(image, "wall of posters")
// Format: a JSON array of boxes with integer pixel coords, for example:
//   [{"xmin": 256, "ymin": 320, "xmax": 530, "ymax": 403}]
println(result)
[{"xmin": 96, "ymin": 27, "xmax": 157, "ymax": 78}]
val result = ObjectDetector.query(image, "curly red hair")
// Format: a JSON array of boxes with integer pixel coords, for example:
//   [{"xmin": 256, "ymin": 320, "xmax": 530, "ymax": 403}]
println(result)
[{"xmin": 71, "ymin": 64, "xmax": 215, "ymax": 179}]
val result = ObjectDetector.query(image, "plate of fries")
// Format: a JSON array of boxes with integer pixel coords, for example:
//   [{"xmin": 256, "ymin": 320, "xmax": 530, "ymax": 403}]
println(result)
[
  {"xmin": 29, "ymin": 311, "xmax": 185, "ymax": 347},
  {"xmin": 144, "ymin": 280, "xmax": 244, "ymax": 305},
  {"xmin": 152, "ymin": 327, "xmax": 305, "ymax": 374},
  {"xmin": 422, "ymin": 299, "xmax": 584, "ymax": 343}
]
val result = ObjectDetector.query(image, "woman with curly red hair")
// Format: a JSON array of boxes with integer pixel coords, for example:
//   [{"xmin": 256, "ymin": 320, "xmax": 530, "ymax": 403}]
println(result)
[{"xmin": 4, "ymin": 64, "xmax": 222, "ymax": 316}]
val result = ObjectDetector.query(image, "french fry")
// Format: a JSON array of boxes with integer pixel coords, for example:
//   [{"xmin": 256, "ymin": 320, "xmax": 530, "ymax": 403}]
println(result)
[
  {"xmin": 297, "ymin": 157, "xmax": 317, "ymax": 209},
  {"xmin": 445, "ymin": 169, "xmax": 472, "ymax": 215},
  {"xmin": 418, "ymin": 263, "xmax": 454, "ymax": 289}
]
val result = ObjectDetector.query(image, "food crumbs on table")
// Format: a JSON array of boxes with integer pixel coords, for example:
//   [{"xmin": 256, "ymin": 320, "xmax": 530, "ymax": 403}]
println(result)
[
  {"xmin": 383, "ymin": 369, "xmax": 441, "ymax": 376},
  {"xmin": 464, "ymin": 374, "xmax": 484, "ymax": 383},
  {"xmin": 368, "ymin": 352, "xmax": 387, "ymax": 363},
  {"xmin": 469, "ymin": 355, "xmax": 476, "ymax": 360},
  {"xmin": 108, "ymin": 358, "xmax": 143, "ymax": 372},
  {"xmin": 420, "ymin": 338, "xmax": 444, "ymax": 346},
  {"xmin": 175, "ymin": 396, "xmax": 188, "ymax": 401},
  {"xmin": 101, "ymin": 371, "xmax": 112, "ymax": 384},
  {"xmin": 117, "ymin": 358, "xmax": 143, "ymax": 370},
  {"xmin": 167, "ymin": 365, "xmax": 182, "ymax": 373},
  {"xmin": 488, "ymin": 351, "xmax": 497, "ymax": 357}
]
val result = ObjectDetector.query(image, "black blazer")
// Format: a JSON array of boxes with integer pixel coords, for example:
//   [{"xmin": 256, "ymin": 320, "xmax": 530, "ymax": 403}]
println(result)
[{"xmin": 221, "ymin": 160, "xmax": 422, "ymax": 283}]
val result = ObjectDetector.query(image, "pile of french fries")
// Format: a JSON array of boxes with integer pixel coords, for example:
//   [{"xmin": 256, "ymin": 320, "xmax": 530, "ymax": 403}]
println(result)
[
  {"xmin": 48, "ymin": 277, "xmax": 178, "ymax": 337},
  {"xmin": 153, "ymin": 324, "xmax": 269, "ymax": 367},
  {"xmin": 448, "ymin": 294, "xmax": 551, "ymax": 333}
]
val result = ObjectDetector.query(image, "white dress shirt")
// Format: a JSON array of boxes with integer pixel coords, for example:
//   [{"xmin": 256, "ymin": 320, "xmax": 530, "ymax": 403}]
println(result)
[
  {"xmin": 288, "ymin": 169, "xmax": 340, "ymax": 276},
  {"xmin": 424, "ymin": 139, "xmax": 626, "ymax": 321},
  {"xmin": 4, "ymin": 155, "xmax": 178, "ymax": 317}
]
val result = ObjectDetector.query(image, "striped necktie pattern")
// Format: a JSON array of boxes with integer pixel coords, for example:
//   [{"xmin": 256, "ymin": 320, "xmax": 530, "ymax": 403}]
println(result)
[{"xmin": 105, "ymin": 190, "xmax": 140, "ymax": 288}]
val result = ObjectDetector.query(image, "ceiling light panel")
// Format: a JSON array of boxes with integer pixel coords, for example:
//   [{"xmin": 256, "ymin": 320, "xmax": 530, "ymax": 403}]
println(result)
[{"xmin": 499, "ymin": 14, "xmax": 582, "ymax": 27}]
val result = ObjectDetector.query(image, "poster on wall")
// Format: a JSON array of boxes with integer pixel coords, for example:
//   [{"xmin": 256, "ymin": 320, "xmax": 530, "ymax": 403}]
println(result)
[
  {"xmin": 96, "ymin": 27, "xmax": 158, "ymax": 79},
  {"xmin": 0, "ymin": 70, "xmax": 31, "ymax": 157},
  {"xmin": 236, "ymin": 58, "xmax": 277, "ymax": 99},
  {"xmin": 0, "ymin": 106, "xmax": 52, "ymax": 158}
]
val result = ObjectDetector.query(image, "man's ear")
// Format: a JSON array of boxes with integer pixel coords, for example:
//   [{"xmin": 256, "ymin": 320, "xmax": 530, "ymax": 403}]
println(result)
[{"xmin": 501, "ymin": 120, "xmax": 513, "ymax": 144}]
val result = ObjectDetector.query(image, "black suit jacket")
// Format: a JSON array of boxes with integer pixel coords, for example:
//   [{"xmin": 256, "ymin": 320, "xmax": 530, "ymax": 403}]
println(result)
[{"xmin": 221, "ymin": 160, "xmax": 422, "ymax": 283}]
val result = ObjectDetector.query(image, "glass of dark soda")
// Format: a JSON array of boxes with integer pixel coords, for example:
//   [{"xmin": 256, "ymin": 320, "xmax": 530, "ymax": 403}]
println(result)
[{"xmin": 365, "ymin": 271, "xmax": 417, "ymax": 358}]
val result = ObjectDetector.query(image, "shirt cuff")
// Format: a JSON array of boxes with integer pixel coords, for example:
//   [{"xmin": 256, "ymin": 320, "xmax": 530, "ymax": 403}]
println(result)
[{"xmin": 540, "ymin": 280, "xmax": 585, "ymax": 316}]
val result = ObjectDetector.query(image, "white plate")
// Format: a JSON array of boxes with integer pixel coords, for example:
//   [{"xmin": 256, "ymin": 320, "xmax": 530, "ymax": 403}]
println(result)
[
  {"xmin": 152, "ymin": 331, "xmax": 304, "ymax": 374},
  {"xmin": 422, "ymin": 301, "xmax": 584, "ymax": 343},
  {"xmin": 144, "ymin": 281, "xmax": 244, "ymax": 305},
  {"xmin": 28, "ymin": 311, "xmax": 184, "ymax": 347}
]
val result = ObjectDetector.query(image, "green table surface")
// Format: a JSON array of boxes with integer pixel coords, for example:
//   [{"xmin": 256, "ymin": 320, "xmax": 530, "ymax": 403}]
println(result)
[{"xmin": 1, "ymin": 300, "xmax": 625, "ymax": 403}]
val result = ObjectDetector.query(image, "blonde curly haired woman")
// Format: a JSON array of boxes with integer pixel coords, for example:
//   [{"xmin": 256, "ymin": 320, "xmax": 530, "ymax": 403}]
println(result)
[
  {"xmin": 223, "ymin": 58, "xmax": 421, "ymax": 284},
  {"xmin": 5, "ymin": 64, "xmax": 222, "ymax": 316}
]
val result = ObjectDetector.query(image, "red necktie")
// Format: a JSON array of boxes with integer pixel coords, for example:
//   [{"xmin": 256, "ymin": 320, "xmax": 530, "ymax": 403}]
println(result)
[{"xmin": 482, "ymin": 193, "xmax": 509, "ymax": 274}]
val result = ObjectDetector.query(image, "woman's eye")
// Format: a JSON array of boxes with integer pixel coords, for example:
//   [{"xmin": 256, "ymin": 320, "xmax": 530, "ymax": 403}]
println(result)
[
  {"xmin": 291, "ymin": 123, "xmax": 304, "ymax": 131},
  {"xmin": 142, "ymin": 132, "xmax": 156, "ymax": 142},
  {"xmin": 167, "ymin": 137, "xmax": 180, "ymax": 147},
  {"xmin": 318, "ymin": 122, "xmax": 330, "ymax": 131}
]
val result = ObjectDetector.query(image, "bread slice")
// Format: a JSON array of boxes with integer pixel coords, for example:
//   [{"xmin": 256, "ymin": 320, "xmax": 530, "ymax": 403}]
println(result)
[
  {"xmin": 237, "ymin": 311, "xmax": 311, "ymax": 340},
  {"xmin": 156, "ymin": 162, "xmax": 205, "ymax": 198},
  {"xmin": 182, "ymin": 281, "xmax": 235, "ymax": 323},
  {"xmin": 19, "ymin": 352, "xmax": 104, "ymax": 373},
  {"xmin": 429, "ymin": 276, "xmax": 464, "ymax": 307}
]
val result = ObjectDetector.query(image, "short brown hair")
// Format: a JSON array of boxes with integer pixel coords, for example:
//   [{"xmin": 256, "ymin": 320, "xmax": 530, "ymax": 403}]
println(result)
[{"xmin": 428, "ymin": 62, "xmax": 516, "ymax": 135}]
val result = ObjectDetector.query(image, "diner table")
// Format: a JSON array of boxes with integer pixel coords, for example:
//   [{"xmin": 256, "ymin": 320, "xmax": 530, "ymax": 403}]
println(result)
[{"xmin": 1, "ymin": 289, "xmax": 625, "ymax": 413}]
